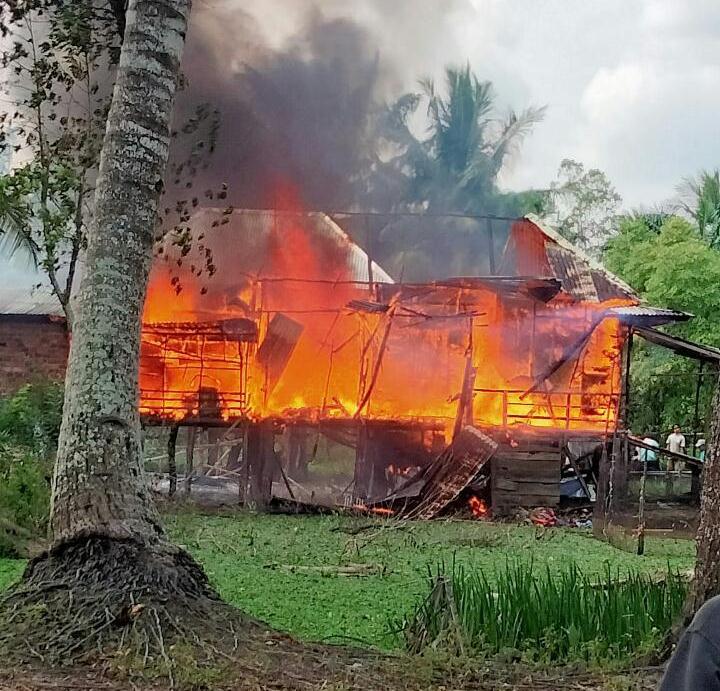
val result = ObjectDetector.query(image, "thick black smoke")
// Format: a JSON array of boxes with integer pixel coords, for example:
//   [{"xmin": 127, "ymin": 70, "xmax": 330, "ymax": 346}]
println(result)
[{"xmin": 173, "ymin": 5, "xmax": 387, "ymax": 210}]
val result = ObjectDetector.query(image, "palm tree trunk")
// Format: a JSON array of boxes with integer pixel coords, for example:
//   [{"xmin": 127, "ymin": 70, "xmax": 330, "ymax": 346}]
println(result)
[
  {"xmin": 0, "ymin": 0, "xmax": 227, "ymax": 667},
  {"xmin": 50, "ymin": 0, "xmax": 190, "ymax": 546}
]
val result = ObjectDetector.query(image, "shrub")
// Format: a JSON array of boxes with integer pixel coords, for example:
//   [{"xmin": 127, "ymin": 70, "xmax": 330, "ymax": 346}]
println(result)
[
  {"xmin": 0, "ymin": 381, "xmax": 64, "ymax": 452},
  {"xmin": 0, "ymin": 382, "xmax": 61, "ymax": 556},
  {"xmin": 0, "ymin": 444, "xmax": 51, "ymax": 557},
  {"xmin": 403, "ymin": 561, "xmax": 686, "ymax": 664}
]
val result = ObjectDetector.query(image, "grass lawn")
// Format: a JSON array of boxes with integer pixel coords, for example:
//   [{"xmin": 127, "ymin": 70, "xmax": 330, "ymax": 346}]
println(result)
[{"xmin": 0, "ymin": 512, "xmax": 695, "ymax": 649}]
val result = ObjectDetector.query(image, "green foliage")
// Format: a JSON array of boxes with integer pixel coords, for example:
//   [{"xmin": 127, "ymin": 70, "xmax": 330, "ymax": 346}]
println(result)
[
  {"xmin": 0, "ymin": 558, "xmax": 25, "ymax": 590},
  {"xmin": 605, "ymin": 215, "xmax": 720, "ymax": 434},
  {"xmin": 548, "ymin": 158, "xmax": 622, "ymax": 256},
  {"xmin": 404, "ymin": 561, "xmax": 686, "ymax": 664},
  {"xmin": 0, "ymin": 382, "xmax": 62, "ymax": 557},
  {"xmin": 0, "ymin": 446, "xmax": 51, "ymax": 557},
  {"xmin": 0, "ymin": 4, "xmax": 119, "ymax": 318},
  {"xmin": 0, "ymin": 381, "xmax": 64, "ymax": 451},
  {"xmin": 384, "ymin": 64, "xmax": 545, "ymax": 215},
  {"xmin": 0, "ymin": 512, "xmax": 694, "ymax": 650},
  {"xmin": 679, "ymin": 169, "xmax": 720, "ymax": 248}
]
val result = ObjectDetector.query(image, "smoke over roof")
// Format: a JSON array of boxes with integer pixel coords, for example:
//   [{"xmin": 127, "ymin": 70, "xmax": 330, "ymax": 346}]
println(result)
[{"xmin": 175, "ymin": 3, "xmax": 389, "ymax": 210}]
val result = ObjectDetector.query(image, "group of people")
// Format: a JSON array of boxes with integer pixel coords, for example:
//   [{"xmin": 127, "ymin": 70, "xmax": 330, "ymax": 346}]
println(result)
[{"xmin": 637, "ymin": 425, "xmax": 705, "ymax": 471}]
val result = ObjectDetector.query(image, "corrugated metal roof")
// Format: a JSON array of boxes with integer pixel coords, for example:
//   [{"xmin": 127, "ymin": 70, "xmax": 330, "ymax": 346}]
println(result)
[
  {"xmin": 0, "ymin": 286, "xmax": 64, "ymax": 317},
  {"xmin": 524, "ymin": 214, "xmax": 637, "ymax": 300},
  {"xmin": 607, "ymin": 305, "xmax": 691, "ymax": 326},
  {"xmin": 187, "ymin": 208, "xmax": 394, "ymax": 284},
  {"xmin": 634, "ymin": 327, "xmax": 720, "ymax": 364},
  {"xmin": 545, "ymin": 244, "xmax": 599, "ymax": 301}
]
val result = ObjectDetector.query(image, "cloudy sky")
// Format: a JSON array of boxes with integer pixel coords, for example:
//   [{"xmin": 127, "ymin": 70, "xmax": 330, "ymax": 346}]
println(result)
[
  {"xmin": 236, "ymin": 0, "xmax": 720, "ymax": 209},
  {"xmin": 4, "ymin": 0, "xmax": 720, "ymax": 289}
]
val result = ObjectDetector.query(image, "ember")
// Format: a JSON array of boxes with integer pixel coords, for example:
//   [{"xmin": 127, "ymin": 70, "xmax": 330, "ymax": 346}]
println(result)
[
  {"xmin": 468, "ymin": 496, "xmax": 490, "ymax": 519},
  {"xmin": 352, "ymin": 503, "xmax": 396, "ymax": 517}
]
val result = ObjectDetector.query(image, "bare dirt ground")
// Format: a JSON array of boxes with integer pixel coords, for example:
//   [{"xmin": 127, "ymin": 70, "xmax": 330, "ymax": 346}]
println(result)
[{"xmin": 0, "ymin": 661, "xmax": 664, "ymax": 691}]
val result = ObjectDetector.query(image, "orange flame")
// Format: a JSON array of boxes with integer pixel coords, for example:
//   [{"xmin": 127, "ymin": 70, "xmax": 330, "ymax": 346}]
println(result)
[
  {"xmin": 468, "ymin": 496, "xmax": 490, "ymax": 519},
  {"xmin": 139, "ymin": 192, "xmax": 632, "ymax": 434}
]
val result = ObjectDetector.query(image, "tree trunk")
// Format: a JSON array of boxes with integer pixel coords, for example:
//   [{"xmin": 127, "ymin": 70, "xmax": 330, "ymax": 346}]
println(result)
[
  {"xmin": 50, "ymin": 0, "xmax": 191, "ymax": 546},
  {"xmin": 687, "ymin": 372, "xmax": 720, "ymax": 614},
  {"xmin": 0, "ymin": 0, "xmax": 231, "ymax": 669}
]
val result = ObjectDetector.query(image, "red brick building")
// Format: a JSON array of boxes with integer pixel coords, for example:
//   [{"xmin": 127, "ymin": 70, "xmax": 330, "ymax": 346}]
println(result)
[{"xmin": 0, "ymin": 289, "xmax": 69, "ymax": 396}]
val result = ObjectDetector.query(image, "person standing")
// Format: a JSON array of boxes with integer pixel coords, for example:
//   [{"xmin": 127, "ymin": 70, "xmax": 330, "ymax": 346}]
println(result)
[
  {"xmin": 638, "ymin": 433, "xmax": 660, "ymax": 471},
  {"xmin": 666, "ymin": 425, "xmax": 687, "ymax": 471}
]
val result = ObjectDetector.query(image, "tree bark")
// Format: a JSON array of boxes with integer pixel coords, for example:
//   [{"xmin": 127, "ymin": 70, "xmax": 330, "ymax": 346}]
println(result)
[
  {"xmin": 688, "ymin": 372, "xmax": 720, "ymax": 614},
  {"xmin": 50, "ymin": 0, "xmax": 191, "ymax": 546}
]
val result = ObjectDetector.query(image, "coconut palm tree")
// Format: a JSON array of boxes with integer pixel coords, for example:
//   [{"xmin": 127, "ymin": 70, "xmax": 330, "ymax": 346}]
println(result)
[
  {"xmin": 391, "ymin": 64, "xmax": 545, "ymax": 214},
  {"xmin": 679, "ymin": 169, "xmax": 720, "ymax": 248}
]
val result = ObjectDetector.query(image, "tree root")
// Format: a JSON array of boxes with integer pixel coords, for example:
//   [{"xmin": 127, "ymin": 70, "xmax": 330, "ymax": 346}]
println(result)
[
  {"xmin": 0, "ymin": 536, "xmax": 271, "ymax": 683},
  {"xmin": 0, "ymin": 537, "xmax": 412, "ymax": 689}
]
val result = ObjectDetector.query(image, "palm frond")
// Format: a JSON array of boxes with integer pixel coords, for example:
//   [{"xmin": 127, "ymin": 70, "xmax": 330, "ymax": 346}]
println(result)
[
  {"xmin": 0, "ymin": 188, "xmax": 37, "ymax": 267},
  {"xmin": 487, "ymin": 105, "xmax": 546, "ymax": 176},
  {"xmin": 677, "ymin": 169, "xmax": 720, "ymax": 246}
]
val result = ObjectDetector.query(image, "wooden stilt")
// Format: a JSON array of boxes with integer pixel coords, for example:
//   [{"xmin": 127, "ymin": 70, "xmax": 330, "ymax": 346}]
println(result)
[{"xmin": 167, "ymin": 424, "xmax": 179, "ymax": 497}]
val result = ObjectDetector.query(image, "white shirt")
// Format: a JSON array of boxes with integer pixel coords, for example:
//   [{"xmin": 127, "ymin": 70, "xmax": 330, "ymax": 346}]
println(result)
[{"xmin": 666, "ymin": 432, "xmax": 686, "ymax": 455}]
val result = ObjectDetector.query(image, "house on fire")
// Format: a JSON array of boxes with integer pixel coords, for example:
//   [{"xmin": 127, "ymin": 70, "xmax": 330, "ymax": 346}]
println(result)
[
  {"xmin": 0, "ymin": 209, "xmax": 708, "ymax": 515},
  {"xmin": 137, "ymin": 209, "xmax": 694, "ymax": 514}
]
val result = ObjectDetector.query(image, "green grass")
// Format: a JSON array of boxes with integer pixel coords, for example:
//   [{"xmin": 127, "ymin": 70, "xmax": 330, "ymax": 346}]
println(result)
[
  {"xmin": 0, "ymin": 512, "xmax": 695, "ymax": 649},
  {"xmin": 0, "ymin": 558, "xmax": 24, "ymax": 590},
  {"xmin": 405, "ymin": 561, "xmax": 686, "ymax": 663}
]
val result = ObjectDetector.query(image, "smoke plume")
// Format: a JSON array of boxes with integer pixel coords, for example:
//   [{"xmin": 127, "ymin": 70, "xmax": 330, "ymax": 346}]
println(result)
[{"xmin": 175, "ymin": 2, "xmax": 390, "ymax": 210}]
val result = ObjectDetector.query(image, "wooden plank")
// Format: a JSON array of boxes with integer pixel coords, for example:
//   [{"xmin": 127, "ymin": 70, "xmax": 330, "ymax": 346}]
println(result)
[
  {"xmin": 494, "ymin": 479, "xmax": 559, "ymax": 494},
  {"xmin": 494, "ymin": 494, "xmax": 559, "ymax": 508},
  {"xmin": 404, "ymin": 426, "xmax": 497, "ymax": 519},
  {"xmin": 495, "ymin": 451, "xmax": 561, "ymax": 460},
  {"xmin": 493, "ymin": 460, "xmax": 559, "ymax": 477}
]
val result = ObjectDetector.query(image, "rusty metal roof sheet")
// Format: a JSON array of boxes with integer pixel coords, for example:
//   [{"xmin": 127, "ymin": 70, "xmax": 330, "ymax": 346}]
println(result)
[
  {"xmin": 524, "ymin": 214, "xmax": 637, "ymax": 300},
  {"xmin": 544, "ymin": 243, "xmax": 599, "ymax": 301}
]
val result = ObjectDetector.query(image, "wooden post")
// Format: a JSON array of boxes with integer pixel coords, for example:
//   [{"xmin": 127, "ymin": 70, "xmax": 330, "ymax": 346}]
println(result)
[
  {"xmin": 287, "ymin": 425, "xmax": 310, "ymax": 480},
  {"xmin": 486, "ymin": 218, "xmax": 496, "ymax": 275},
  {"xmin": 691, "ymin": 362, "xmax": 703, "ymax": 506},
  {"xmin": 243, "ymin": 422, "xmax": 274, "ymax": 510},
  {"xmin": 612, "ymin": 328, "xmax": 633, "ymax": 509},
  {"xmin": 184, "ymin": 426, "xmax": 196, "ymax": 495},
  {"xmin": 453, "ymin": 351, "xmax": 477, "ymax": 440},
  {"xmin": 167, "ymin": 424, "xmax": 179, "ymax": 498},
  {"xmin": 593, "ymin": 444, "xmax": 610, "ymax": 538},
  {"xmin": 637, "ymin": 448, "xmax": 647, "ymax": 556}
]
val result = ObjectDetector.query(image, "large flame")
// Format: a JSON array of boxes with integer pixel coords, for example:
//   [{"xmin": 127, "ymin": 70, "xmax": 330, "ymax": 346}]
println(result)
[{"xmin": 139, "ymin": 199, "xmax": 630, "ymax": 435}]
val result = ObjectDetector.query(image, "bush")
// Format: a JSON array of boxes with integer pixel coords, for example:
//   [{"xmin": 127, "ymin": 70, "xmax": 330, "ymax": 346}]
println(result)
[
  {"xmin": 0, "ymin": 444, "xmax": 51, "ymax": 557},
  {"xmin": 0, "ymin": 381, "xmax": 63, "ymax": 452},
  {"xmin": 403, "ymin": 561, "xmax": 686, "ymax": 664},
  {"xmin": 0, "ymin": 382, "xmax": 61, "ymax": 557}
]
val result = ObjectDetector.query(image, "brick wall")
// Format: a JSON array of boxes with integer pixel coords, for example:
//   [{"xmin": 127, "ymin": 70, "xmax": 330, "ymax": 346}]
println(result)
[{"xmin": 0, "ymin": 315, "xmax": 69, "ymax": 396}]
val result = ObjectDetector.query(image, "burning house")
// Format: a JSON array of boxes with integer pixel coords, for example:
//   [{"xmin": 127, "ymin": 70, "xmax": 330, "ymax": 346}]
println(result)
[{"xmin": 140, "ymin": 208, "xmax": 689, "ymax": 515}]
